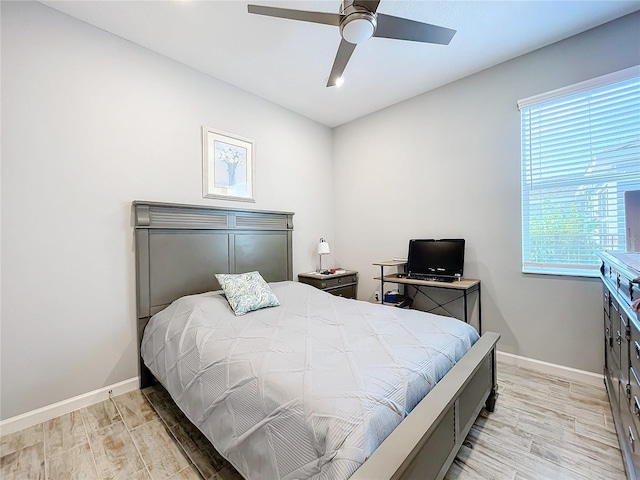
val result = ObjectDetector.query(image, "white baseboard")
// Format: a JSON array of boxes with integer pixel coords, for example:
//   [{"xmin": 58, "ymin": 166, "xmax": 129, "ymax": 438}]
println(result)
[
  {"xmin": 0, "ymin": 353, "xmax": 603, "ymax": 435},
  {"xmin": 497, "ymin": 350, "xmax": 604, "ymax": 387},
  {"xmin": 0, "ymin": 377, "xmax": 139, "ymax": 436}
]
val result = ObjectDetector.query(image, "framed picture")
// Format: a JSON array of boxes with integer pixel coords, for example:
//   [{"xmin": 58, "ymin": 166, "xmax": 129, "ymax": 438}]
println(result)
[{"xmin": 202, "ymin": 126, "xmax": 255, "ymax": 202}]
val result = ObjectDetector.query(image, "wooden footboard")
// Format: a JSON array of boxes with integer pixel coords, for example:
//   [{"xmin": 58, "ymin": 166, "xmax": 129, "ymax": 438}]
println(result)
[{"xmin": 350, "ymin": 332, "xmax": 500, "ymax": 480}]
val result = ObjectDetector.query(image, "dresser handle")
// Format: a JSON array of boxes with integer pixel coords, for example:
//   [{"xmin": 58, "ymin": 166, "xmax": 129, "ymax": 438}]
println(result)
[
  {"xmin": 630, "ymin": 426, "xmax": 636, "ymax": 452},
  {"xmin": 635, "ymin": 341, "xmax": 640, "ymax": 360},
  {"xmin": 617, "ymin": 331, "xmax": 622, "ymax": 345},
  {"xmin": 635, "ymin": 397, "xmax": 640, "ymax": 416}
]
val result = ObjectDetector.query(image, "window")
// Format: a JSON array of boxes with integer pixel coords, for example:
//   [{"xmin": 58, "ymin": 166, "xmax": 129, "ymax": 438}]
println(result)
[{"xmin": 519, "ymin": 67, "xmax": 640, "ymax": 277}]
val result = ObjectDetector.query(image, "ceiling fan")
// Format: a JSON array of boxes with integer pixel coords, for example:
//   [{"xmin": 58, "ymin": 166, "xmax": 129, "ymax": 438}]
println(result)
[{"xmin": 247, "ymin": 0, "xmax": 456, "ymax": 87}]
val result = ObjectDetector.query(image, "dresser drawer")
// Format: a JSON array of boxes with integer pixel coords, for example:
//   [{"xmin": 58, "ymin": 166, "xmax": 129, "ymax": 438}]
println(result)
[
  {"xmin": 621, "ymin": 389, "xmax": 640, "ymax": 475},
  {"xmin": 619, "ymin": 275, "xmax": 633, "ymax": 306},
  {"xmin": 622, "ymin": 310, "xmax": 631, "ymax": 392},
  {"xmin": 630, "ymin": 317, "xmax": 640, "ymax": 377},
  {"xmin": 607, "ymin": 258, "xmax": 640, "ymax": 311},
  {"xmin": 620, "ymin": 380, "xmax": 640, "ymax": 479},
  {"xmin": 604, "ymin": 283, "xmax": 611, "ymax": 316},
  {"xmin": 630, "ymin": 368, "xmax": 640, "ymax": 429},
  {"xmin": 610, "ymin": 360, "xmax": 622, "ymax": 405},
  {"xmin": 605, "ymin": 263, "xmax": 616, "ymax": 283},
  {"xmin": 618, "ymin": 269, "xmax": 640, "ymax": 309},
  {"xmin": 605, "ymin": 314, "xmax": 613, "ymax": 354},
  {"xmin": 611, "ymin": 297, "xmax": 623, "ymax": 369}
]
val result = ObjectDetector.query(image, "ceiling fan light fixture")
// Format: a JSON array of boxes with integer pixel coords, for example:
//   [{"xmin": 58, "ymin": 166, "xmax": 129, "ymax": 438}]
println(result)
[
  {"xmin": 340, "ymin": 13, "xmax": 376, "ymax": 44},
  {"xmin": 248, "ymin": 0, "xmax": 457, "ymax": 88}
]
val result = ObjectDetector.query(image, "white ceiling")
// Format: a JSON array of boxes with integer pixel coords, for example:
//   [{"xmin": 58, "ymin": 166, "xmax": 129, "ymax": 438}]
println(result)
[{"xmin": 41, "ymin": 0, "xmax": 640, "ymax": 127}]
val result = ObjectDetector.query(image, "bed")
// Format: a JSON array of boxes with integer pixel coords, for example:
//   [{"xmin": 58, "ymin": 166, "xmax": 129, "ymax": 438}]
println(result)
[{"xmin": 134, "ymin": 201, "xmax": 500, "ymax": 480}]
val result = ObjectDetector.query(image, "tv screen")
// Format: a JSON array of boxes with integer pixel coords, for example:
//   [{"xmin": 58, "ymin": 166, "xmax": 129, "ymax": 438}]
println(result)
[{"xmin": 407, "ymin": 239, "xmax": 465, "ymax": 279}]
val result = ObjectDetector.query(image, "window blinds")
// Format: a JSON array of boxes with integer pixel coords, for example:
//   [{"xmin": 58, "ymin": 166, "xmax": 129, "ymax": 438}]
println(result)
[{"xmin": 520, "ymin": 69, "xmax": 640, "ymax": 276}]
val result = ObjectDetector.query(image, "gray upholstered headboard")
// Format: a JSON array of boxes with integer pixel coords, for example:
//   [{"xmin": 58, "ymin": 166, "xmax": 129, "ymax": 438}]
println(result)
[{"xmin": 133, "ymin": 201, "xmax": 294, "ymax": 386}]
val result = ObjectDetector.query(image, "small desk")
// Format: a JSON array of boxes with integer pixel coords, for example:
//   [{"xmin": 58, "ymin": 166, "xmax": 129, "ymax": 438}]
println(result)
[{"xmin": 373, "ymin": 261, "xmax": 482, "ymax": 333}]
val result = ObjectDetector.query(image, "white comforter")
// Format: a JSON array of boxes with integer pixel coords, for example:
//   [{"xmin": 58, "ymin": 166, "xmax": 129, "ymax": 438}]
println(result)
[{"xmin": 141, "ymin": 281, "xmax": 479, "ymax": 480}]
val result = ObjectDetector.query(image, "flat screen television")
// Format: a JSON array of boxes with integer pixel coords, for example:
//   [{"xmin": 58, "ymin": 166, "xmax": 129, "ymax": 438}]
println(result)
[{"xmin": 406, "ymin": 239, "xmax": 465, "ymax": 280}]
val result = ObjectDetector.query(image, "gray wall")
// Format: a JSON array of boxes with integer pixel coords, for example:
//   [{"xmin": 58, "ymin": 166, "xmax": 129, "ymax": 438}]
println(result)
[
  {"xmin": 2, "ymin": 1, "xmax": 639, "ymax": 421},
  {"xmin": 1, "ymin": 2, "xmax": 334, "ymax": 420},
  {"xmin": 332, "ymin": 11, "xmax": 640, "ymax": 374}
]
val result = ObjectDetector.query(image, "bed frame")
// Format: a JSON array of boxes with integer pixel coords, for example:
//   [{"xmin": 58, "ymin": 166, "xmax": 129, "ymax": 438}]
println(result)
[{"xmin": 134, "ymin": 201, "xmax": 500, "ymax": 480}]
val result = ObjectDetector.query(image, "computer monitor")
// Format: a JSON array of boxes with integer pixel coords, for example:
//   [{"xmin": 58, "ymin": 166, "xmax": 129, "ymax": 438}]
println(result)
[{"xmin": 406, "ymin": 239, "xmax": 465, "ymax": 279}]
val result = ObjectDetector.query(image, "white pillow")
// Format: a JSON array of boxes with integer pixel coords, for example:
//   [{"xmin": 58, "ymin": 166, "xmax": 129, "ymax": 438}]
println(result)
[{"xmin": 214, "ymin": 271, "xmax": 280, "ymax": 316}]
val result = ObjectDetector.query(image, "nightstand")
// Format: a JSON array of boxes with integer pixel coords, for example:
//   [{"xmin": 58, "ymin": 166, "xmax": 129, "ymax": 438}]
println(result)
[{"xmin": 298, "ymin": 270, "xmax": 358, "ymax": 299}]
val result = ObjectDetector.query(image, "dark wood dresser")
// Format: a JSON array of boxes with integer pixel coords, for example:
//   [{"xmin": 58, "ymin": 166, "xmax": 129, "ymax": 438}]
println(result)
[{"xmin": 599, "ymin": 251, "xmax": 640, "ymax": 479}]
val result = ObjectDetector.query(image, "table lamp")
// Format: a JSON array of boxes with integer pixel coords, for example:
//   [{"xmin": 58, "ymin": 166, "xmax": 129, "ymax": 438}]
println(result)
[{"xmin": 317, "ymin": 238, "xmax": 330, "ymax": 272}]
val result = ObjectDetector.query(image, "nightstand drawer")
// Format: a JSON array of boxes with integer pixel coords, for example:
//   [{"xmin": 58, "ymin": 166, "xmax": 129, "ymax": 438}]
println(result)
[
  {"xmin": 321, "ymin": 274, "xmax": 357, "ymax": 289},
  {"xmin": 326, "ymin": 284, "xmax": 357, "ymax": 299},
  {"xmin": 298, "ymin": 271, "xmax": 358, "ymax": 299}
]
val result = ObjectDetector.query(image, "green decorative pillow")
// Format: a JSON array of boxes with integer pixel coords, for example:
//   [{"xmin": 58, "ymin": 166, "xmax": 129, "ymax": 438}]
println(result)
[{"xmin": 215, "ymin": 271, "xmax": 280, "ymax": 316}]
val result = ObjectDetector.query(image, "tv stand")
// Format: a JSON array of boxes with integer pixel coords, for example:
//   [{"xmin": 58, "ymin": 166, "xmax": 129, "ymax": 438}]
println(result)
[{"xmin": 373, "ymin": 261, "xmax": 482, "ymax": 333}]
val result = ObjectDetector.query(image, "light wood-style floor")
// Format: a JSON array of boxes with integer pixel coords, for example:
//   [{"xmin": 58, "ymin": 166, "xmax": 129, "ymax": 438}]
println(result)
[{"xmin": 0, "ymin": 361, "xmax": 626, "ymax": 480}]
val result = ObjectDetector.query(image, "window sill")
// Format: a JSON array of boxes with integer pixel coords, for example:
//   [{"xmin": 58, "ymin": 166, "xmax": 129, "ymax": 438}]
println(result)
[{"xmin": 522, "ymin": 267, "xmax": 599, "ymax": 278}]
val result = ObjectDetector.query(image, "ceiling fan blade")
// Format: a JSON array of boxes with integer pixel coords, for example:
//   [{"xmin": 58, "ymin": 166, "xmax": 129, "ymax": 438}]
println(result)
[
  {"xmin": 374, "ymin": 14, "xmax": 456, "ymax": 45},
  {"xmin": 327, "ymin": 39, "xmax": 357, "ymax": 87},
  {"xmin": 352, "ymin": 1, "xmax": 381, "ymax": 13},
  {"xmin": 247, "ymin": 4, "xmax": 342, "ymax": 26}
]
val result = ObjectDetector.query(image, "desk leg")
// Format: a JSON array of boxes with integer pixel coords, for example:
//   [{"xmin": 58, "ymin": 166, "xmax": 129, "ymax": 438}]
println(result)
[
  {"xmin": 463, "ymin": 290, "xmax": 468, "ymax": 324},
  {"xmin": 478, "ymin": 283, "xmax": 482, "ymax": 335}
]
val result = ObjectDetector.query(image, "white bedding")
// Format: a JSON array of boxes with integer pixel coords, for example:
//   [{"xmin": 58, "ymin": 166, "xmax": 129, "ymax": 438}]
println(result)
[{"xmin": 141, "ymin": 281, "xmax": 479, "ymax": 480}]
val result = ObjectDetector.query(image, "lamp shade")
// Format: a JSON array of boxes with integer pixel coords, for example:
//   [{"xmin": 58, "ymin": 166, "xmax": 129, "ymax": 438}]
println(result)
[{"xmin": 318, "ymin": 239, "xmax": 330, "ymax": 255}]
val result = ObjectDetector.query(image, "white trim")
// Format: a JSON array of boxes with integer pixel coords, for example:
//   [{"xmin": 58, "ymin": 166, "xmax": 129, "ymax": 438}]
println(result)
[
  {"xmin": 522, "ymin": 266, "xmax": 600, "ymax": 278},
  {"xmin": 497, "ymin": 351, "xmax": 603, "ymax": 387},
  {"xmin": 0, "ymin": 377, "xmax": 139, "ymax": 435},
  {"xmin": 0, "ymin": 354, "xmax": 604, "ymax": 435},
  {"xmin": 517, "ymin": 64, "xmax": 640, "ymax": 110}
]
